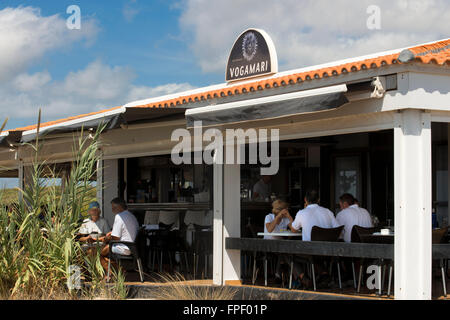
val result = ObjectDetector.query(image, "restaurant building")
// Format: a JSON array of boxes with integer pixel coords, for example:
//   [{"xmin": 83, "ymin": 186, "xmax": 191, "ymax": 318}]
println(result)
[{"xmin": 0, "ymin": 30, "xmax": 449, "ymax": 299}]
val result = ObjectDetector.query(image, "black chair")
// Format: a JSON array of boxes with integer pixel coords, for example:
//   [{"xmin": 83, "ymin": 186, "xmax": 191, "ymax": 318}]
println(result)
[
  {"xmin": 192, "ymin": 224, "xmax": 213, "ymax": 279},
  {"xmin": 242, "ymin": 223, "xmax": 275, "ymax": 286},
  {"xmin": 289, "ymin": 225, "xmax": 344, "ymax": 291},
  {"xmin": 432, "ymin": 227, "xmax": 448, "ymax": 297},
  {"xmin": 351, "ymin": 225, "xmax": 381, "ymax": 292},
  {"xmin": 107, "ymin": 226, "xmax": 146, "ymax": 283},
  {"xmin": 354, "ymin": 226, "xmax": 393, "ymax": 296},
  {"xmin": 151, "ymin": 222, "xmax": 173, "ymax": 273},
  {"xmin": 168, "ymin": 227, "xmax": 191, "ymax": 276},
  {"xmin": 309, "ymin": 225, "xmax": 345, "ymax": 291}
]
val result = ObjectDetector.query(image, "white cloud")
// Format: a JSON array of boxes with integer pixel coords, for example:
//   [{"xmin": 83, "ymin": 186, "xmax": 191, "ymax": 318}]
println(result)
[
  {"xmin": 0, "ymin": 6, "xmax": 194, "ymax": 127},
  {"xmin": 127, "ymin": 83, "xmax": 196, "ymax": 102},
  {"xmin": 13, "ymin": 71, "xmax": 52, "ymax": 92},
  {"xmin": 0, "ymin": 61, "xmax": 196, "ymax": 125},
  {"xmin": 179, "ymin": 0, "xmax": 450, "ymax": 73},
  {"xmin": 123, "ymin": 0, "xmax": 139, "ymax": 22},
  {"xmin": 0, "ymin": 6, "xmax": 99, "ymax": 82}
]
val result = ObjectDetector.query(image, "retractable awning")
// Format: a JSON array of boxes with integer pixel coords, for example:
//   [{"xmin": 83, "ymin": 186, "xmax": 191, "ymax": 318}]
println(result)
[
  {"xmin": 0, "ymin": 106, "xmax": 187, "ymax": 147},
  {"xmin": 0, "ymin": 131, "xmax": 22, "ymax": 148},
  {"xmin": 185, "ymin": 84, "xmax": 348, "ymax": 128}
]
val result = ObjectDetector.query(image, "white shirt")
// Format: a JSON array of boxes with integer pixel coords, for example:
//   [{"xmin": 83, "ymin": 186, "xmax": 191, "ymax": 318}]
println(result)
[
  {"xmin": 291, "ymin": 204, "xmax": 341, "ymax": 241},
  {"xmin": 264, "ymin": 213, "xmax": 291, "ymax": 239},
  {"xmin": 336, "ymin": 204, "xmax": 373, "ymax": 242},
  {"xmin": 252, "ymin": 179, "xmax": 271, "ymax": 201},
  {"xmin": 111, "ymin": 210, "xmax": 139, "ymax": 255},
  {"xmin": 79, "ymin": 217, "xmax": 110, "ymax": 235}
]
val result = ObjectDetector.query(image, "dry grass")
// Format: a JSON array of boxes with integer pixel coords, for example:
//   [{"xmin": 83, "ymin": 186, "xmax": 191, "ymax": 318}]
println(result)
[{"xmin": 150, "ymin": 273, "xmax": 237, "ymax": 300}]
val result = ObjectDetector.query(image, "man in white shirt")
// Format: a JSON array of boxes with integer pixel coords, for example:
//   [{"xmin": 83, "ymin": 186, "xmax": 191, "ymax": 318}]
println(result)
[
  {"xmin": 288, "ymin": 190, "xmax": 341, "ymax": 241},
  {"xmin": 252, "ymin": 175, "xmax": 272, "ymax": 201},
  {"xmin": 284, "ymin": 190, "xmax": 340, "ymax": 288},
  {"xmin": 99, "ymin": 198, "xmax": 139, "ymax": 275},
  {"xmin": 336, "ymin": 193, "xmax": 373, "ymax": 242}
]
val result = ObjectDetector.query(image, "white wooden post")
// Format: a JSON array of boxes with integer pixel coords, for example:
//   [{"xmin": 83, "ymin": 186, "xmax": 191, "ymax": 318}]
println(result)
[
  {"xmin": 222, "ymin": 163, "xmax": 241, "ymax": 285},
  {"xmin": 102, "ymin": 159, "xmax": 119, "ymax": 227},
  {"xmin": 394, "ymin": 109, "xmax": 432, "ymax": 299},
  {"xmin": 213, "ymin": 159, "xmax": 223, "ymax": 285}
]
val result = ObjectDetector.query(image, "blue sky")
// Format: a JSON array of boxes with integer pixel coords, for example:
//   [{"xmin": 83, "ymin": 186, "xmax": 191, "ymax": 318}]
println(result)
[
  {"xmin": 1, "ymin": 0, "xmax": 219, "ymax": 85},
  {"xmin": 0, "ymin": 0, "xmax": 449, "ymax": 130},
  {"xmin": 0, "ymin": 0, "xmax": 223, "ymax": 130}
]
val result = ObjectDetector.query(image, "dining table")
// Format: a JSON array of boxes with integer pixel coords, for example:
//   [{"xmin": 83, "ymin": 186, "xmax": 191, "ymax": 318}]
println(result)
[
  {"xmin": 372, "ymin": 232, "xmax": 394, "ymax": 236},
  {"xmin": 257, "ymin": 231, "xmax": 302, "ymax": 237}
]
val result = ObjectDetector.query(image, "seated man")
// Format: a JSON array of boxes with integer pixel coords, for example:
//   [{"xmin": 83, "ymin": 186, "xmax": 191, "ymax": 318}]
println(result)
[
  {"xmin": 288, "ymin": 190, "xmax": 341, "ymax": 241},
  {"xmin": 287, "ymin": 190, "xmax": 341, "ymax": 287},
  {"xmin": 336, "ymin": 193, "xmax": 373, "ymax": 243},
  {"xmin": 99, "ymin": 198, "xmax": 139, "ymax": 276},
  {"xmin": 78, "ymin": 201, "xmax": 111, "ymax": 242}
]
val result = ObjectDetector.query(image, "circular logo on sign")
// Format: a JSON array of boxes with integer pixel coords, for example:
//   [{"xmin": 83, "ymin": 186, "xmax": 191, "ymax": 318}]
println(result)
[{"xmin": 242, "ymin": 32, "xmax": 258, "ymax": 61}]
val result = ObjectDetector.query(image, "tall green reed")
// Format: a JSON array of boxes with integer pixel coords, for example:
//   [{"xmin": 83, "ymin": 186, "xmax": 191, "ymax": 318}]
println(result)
[{"xmin": 0, "ymin": 112, "xmax": 126, "ymax": 299}]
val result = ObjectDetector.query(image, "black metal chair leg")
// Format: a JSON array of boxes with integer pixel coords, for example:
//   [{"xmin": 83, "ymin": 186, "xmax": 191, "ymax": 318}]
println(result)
[
  {"xmin": 252, "ymin": 253, "xmax": 257, "ymax": 285},
  {"xmin": 377, "ymin": 263, "xmax": 382, "ymax": 296},
  {"xmin": 107, "ymin": 258, "xmax": 111, "ymax": 283},
  {"xmin": 264, "ymin": 255, "xmax": 268, "ymax": 287},
  {"xmin": 352, "ymin": 260, "xmax": 357, "ymax": 289},
  {"xmin": 193, "ymin": 253, "xmax": 196, "ymax": 278},
  {"xmin": 441, "ymin": 259, "xmax": 447, "ymax": 297},
  {"xmin": 168, "ymin": 252, "xmax": 173, "ymax": 272},
  {"xmin": 311, "ymin": 262, "xmax": 316, "ymax": 291},
  {"xmin": 387, "ymin": 263, "xmax": 393, "ymax": 297},
  {"xmin": 289, "ymin": 256, "xmax": 293, "ymax": 290},
  {"xmin": 137, "ymin": 258, "xmax": 144, "ymax": 282},
  {"xmin": 357, "ymin": 264, "xmax": 363, "ymax": 293},
  {"xmin": 184, "ymin": 252, "xmax": 189, "ymax": 275},
  {"xmin": 337, "ymin": 260, "xmax": 342, "ymax": 289}
]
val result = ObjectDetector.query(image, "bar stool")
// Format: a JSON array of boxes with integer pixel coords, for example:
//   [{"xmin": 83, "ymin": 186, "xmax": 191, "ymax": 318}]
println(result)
[
  {"xmin": 192, "ymin": 223, "xmax": 213, "ymax": 279},
  {"xmin": 144, "ymin": 211, "xmax": 159, "ymax": 269}
]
